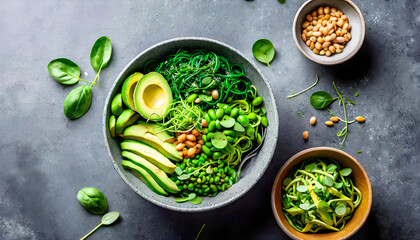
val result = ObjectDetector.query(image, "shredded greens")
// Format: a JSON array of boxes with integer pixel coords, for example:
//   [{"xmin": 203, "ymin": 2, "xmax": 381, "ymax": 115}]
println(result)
[{"xmin": 281, "ymin": 158, "xmax": 362, "ymax": 233}]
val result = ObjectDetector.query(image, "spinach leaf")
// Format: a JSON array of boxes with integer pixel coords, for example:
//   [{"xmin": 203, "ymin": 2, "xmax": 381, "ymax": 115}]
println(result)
[
  {"xmin": 278, "ymin": 0, "xmax": 286, "ymax": 3},
  {"xmin": 189, "ymin": 196, "xmax": 203, "ymax": 205},
  {"xmin": 90, "ymin": 36, "xmax": 112, "ymax": 71},
  {"xmin": 81, "ymin": 212, "xmax": 119, "ymax": 240},
  {"xmin": 47, "ymin": 58, "xmax": 80, "ymax": 85},
  {"xmin": 310, "ymin": 91, "xmax": 337, "ymax": 109},
  {"xmin": 252, "ymin": 39, "xmax": 275, "ymax": 69},
  {"xmin": 77, "ymin": 187, "xmax": 108, "ymax": 214},
  {"xmin": 63, "ymin": 85, "xmax": 92, "ymax": 119}
]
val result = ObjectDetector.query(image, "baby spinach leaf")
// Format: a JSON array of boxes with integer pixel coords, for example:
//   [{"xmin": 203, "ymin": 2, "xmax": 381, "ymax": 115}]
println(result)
[
  {"xmin": 177, "ymin": 174, "xmax": 191, "ymax": 180},
  {"xmin": 299, "ymin": 202, "xmax": 314, "ymax": 210},
  {"xmin": 304, "ymin": 163, "xmax": 317, "ymax": 172},
  {"xmin": 310, "ymin": 91, "xmax": 337, "ymax": 109},
  {"xmin": 90, "ymin": 36, "xmax": 112, "ymax": 71},
  {"xmin": 334, "ymin": 182, "xmax": 343, "ymax": 189},
  {"xmin": 341, "ymin": 168, "xmax": 352, "ymax": 176},
  {"xmin": 335, "ymin": 203, "xmax": 347, "ymax": 216},
  {"xmin": 202, "ymin": 77, "xmax": 212, "ymax": 85},
  {"xmin": 63, "ymin": 85, "xmax": 92, "ymax": 119},
  {"xmin": 48, "ymin": 58, "xmax": 80, "ymax": 85},
  {"xmin": 101, "ymin": 211, "xmax": 120, "ymax": 225},
  {"xmin": 174, "ymin": 193, "xmax": 196, "ymax": 203},
  {"xmin": 326, "ymin": 164, "xmax": 337, "ymax": 174},
  {"xmin": 174, "ymin": 167, "xmax": 183, "ymax": 175},
  {"xmin": 220, "ymin": 116, "xmax": 235, "ymax": 128},
  {"xmin": 233, "ymin": 122, "xmax": 245, "ymax": 132},
  {"xmin": 77, "ymin": 187, "xmax": 108, "ymax": 214},
  {"xmin": 323, "ymin": 176, "xmax": 333, "ymax": 187},
  {"xmin": 252, "ymin": 39, "xmax": 275, "ymax": 69},
  {"xmin": 283, "ymin": 178, "xmax": 292, "ymax": 186}
]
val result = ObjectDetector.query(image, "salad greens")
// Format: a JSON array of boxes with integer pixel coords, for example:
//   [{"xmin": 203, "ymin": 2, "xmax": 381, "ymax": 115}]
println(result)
[{"xmin": 281, "ymin": 158, "xmax": 362, "ymax": 233}]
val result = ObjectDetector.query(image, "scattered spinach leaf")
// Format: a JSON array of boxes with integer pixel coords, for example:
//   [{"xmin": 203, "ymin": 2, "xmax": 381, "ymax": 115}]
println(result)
[
  {"xmin": 252, "ymin": 39, "xmax": 275, "ymax": 69},
  {"xmin": 80, "ymin": 211, "xmax": 120, "ymax": 240},
  {"xmin": 310, "ymin": 91, "xmax": 338, "ymax": 109},
  {"xmin": 48, "ymin": 58, "xmax": 82, "ymax": 85},
  {"xmin": 304, "ymin": 163, "xmax": 317, "ymax": 172},
  {"xmin": 90, "ymin": 36, "xmax": 112, "ymax": 72},
  {"xmin": 63, "ymin": 86, "xmax": 92, "ymax": 119},
  {"xmin": 77, "ymin": 187, "xmax": 108, "ymax": 214},
  {"xmin": 299, "ymin": 202, "xmax": 315, "ymax": 210}
]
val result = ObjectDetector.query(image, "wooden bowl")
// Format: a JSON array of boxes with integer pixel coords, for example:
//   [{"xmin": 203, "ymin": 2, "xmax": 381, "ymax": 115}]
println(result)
[
  {"xmin": 271, "ymin": 147, "xmax": 372, "ymax": 240},
  {"xmin": 293, "ymin": 0, "xmax": 366, "ymax": 65}
]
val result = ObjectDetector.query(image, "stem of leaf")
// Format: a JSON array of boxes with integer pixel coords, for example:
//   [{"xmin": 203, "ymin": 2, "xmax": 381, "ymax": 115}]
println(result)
[
  {"xmin": 327, "ymin": 108, "xmax": 356, "ymax": 124},
  {"xmin": 286, "ymin": 74, "xmax": 320, "ymax": 99},
  {"xmin": 267, "ymin": 63, "xmax": 272, "ymax": 70},
  {"xmin": 333, "ymin": 82, "xmax": 348, "ymax": 146},
  {"xmin": 78, "ymin": 78, "xmax": 93, "ymax": 84},
  {"xmin": 80, "ymin": 223, "xmax": 103, "ymax": 240},
  {"xmin": 195, "ymin": 224, "xmax": 206, "ymax": 240},
  {"xmin": 90, "ymin": 67, "xmax": 102, "ymax": 88}
]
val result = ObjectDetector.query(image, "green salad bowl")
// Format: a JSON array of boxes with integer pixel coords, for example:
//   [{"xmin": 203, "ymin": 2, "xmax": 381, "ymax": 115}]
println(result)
[{"xmin": 103, "ymin": 37, "xmax": 279, "ymax": 212}]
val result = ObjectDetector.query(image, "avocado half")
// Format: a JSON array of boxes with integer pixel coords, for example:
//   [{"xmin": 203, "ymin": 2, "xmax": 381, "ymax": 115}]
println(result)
[
  {"xmin": 121, "ymin": 72, "xmax": 143, "ymax": 110},
  {"xmin": 134, "ymin": 72, "xmax": 173, "ymax": 121}
]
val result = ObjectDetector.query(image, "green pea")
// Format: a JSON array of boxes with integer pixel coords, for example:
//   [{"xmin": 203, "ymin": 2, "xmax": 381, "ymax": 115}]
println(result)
[
  {"xmin": 202, "ymin": 145, "xmax": 212, "ymax": 156},
  {"xmin": 223, "ymin": 105, "xmax": 232, "ymax": 115},
  {"xmin": 212, "ymin": 152, "xmax": 223, "ymax": 160},
  {"xmin": 202, "ymin": 128, "xmax": 209, "ymax": 135},
  {"xmin": 230, "ymin": 107, "xmax": 239, "ymax": 118},
  {"xmin": 208, "ymin": 109, "xmax": 217, "ymax": 120},
  {"xmin": 202, "ymin": 184, "xmax": 209, "ymax": 189},
  {"xmin": 188, "ymin": 183, "xmax": 194, "ymax": 189},
  {"xmin": 261, "ymin": 116, "xmax": 268, "ymax": 127},
  {"xmin": 248, "ymin": 112, "xmax": 258, "ymax": 122},
  {"xmin": 215, "ymin": 108, "xmax": 225, "ymax": 120},
  {"xmin": 252, "ymin": 96, "xmax": 263, "ymax": 106},
  {"xmin": 186, "ymin": 93, "xmax": 198, "ymax": 103},
  {"xmin": 198, "ymin": 157, "xmax": 205, "ymax": 162},
  {"xmin": 183, "ymin": 184, "xmax": 188, "ymax": 190},
  {"xmin": 209, "ymin": 177, "xmax": 214, "ymax": 184},
  {"xmin": 207, "ymin": 132, "xmax": 214, "ymax": 139},
  {"xmin": 224, "ymin": 166, "xmax": 229, "ymax": 173},
  {"xmin": 175, "ymin": 180, "xmax": 180, "ymax": 185},
  {"xmin": 201, "ymin": 153, "xmax": 207, "ymax": 159},
  {"xmin": 233, "ymin": 136, "xmax": 239, "ymax": 142},
  {"xmin": 204, "ymin": 114, "xmax": 211, "ymax": 124},
  {"xmin": 214, "ymin": 176, "xmax": 220, "ymax": 183},
  {"xmin": 257, "ymin": 133, "xmax": 262, "ymax": 144},
  {"xmin": 239, "ymin": 109, "xmax": 245, "ymax": 115},
  {"xmin": 215, "ymin": 120, "xmax": 222, "ymax": 130},
  {"xmin": 237, "ymin": 115, "xmax": 249, "ymax": 127},
  {"xmin": 222, "ymin": 184, "xmax": 226, "ymax": 191},
  {"xmin": 210, "ymin": 184, "xmax": 217, "ymax": 192},
  {"xmin": 226, "ymin": 136, "xmax": 234, "ymax": 143},
  {"xmin": 208, "ymin": 121, "xmax": 216, "ymax": 132},
  {"xmin": 210, "ymin": 146, "xmax": 218, "ymax": 152},
  {"xmin": 199, "ymin": 172, "xmax": 205, "ymax": 178},
  {"xmin": 223, "ymin": 130, "xmax": 236, "ymax": 137},
  {"xmin": 224, "ymin": 176, "xmax": 229, "ymax": 182},
  {"xmin": 213, "ymin": 167, "xmax": 219, "ymax": 173},
  {"xmin": 246, "ymin": 126, "xmax": 255, "ymax": 138},
  {"xmin": 204, "ymin": 187, "xmax": 211, "ymax": 193},
  {"xmin": 198, "ymin": 189, "xmax": 203, "ymax": 195},
  {"xmin": 205, "ymin": 141, "xmax": 213, "ymax": 148},
  {"xmin": 202, "ymin": 134, "xmax": 207, "ymax": 143}
]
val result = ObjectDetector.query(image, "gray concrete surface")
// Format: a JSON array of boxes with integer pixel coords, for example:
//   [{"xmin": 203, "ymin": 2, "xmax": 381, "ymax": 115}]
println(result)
[{"xmin": 0, "ymin": 0, "xmax": 419, "ymax": 239}]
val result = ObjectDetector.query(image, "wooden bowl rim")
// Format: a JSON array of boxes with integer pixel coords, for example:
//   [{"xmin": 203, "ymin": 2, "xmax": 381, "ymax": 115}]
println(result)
[{"xmin": 271, "ymin": 147, "xmax": 372, "ymax": 240}]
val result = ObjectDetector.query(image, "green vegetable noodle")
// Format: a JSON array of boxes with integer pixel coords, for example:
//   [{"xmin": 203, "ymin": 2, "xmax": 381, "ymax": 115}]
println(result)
[{"xmin": 281, "ymin": 158, "xmax": 362, "ymax": 233}]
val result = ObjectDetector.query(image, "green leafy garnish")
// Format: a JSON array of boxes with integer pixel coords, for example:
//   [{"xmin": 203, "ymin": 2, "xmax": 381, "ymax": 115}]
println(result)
[
  {"xmin": 310, "ymin": 91, "xmax": 338, "ymax": 109},
  {"xmin": 80, "ymin": 211, "xmax": 119, "ymax": 240},
  {"xmin": 48, "ymin": 58, "xmax": 84, "ymax": 85},
  {"xmin": 252, "ymin": 39, "xmax": 275, "ymax": 69},
  {"xmin": 63, "ymin": 86, "xmax": 92, "ymax": 119}
]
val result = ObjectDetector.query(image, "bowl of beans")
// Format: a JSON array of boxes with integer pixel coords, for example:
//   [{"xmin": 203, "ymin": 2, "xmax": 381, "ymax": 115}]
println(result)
[{"xmin": 293, "ymin": 0, "xmax": 366, "ymax": 65}]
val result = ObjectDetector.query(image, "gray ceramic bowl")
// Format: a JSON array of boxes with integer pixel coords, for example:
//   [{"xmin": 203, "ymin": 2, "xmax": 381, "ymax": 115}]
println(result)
[
  {"xmin": 103, "ymin": 37, "xmax": 279, "ymax": 212},
  {"xmin": 293, "ymin": 0, "xmax": 366, "ymax": 65}
]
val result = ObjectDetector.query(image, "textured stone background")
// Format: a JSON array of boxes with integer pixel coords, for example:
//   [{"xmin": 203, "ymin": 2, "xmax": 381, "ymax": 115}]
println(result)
[{"xmin": 0, "ymin": 0, "xmax": 419, "ymax": 239}]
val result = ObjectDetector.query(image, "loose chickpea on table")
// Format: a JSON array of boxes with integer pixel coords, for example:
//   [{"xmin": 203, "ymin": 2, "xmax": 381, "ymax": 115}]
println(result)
[{"xmin": 301, "ymin": 6, "xmax": 351, "ymax": 56}]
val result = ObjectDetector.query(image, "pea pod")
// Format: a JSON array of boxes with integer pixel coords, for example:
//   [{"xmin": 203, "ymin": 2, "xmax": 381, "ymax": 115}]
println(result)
[
  {"xmin": 252, "ymin": 96, "xmax": 263, "ymax": 106},
  {"xmin": 204, "ymin": 113, "xmax": 212, "ymax": 124},
  {"xmin": 215, "ymin": 120, "xmax": 222, "ymax": 130},
  {"xmin": 246, "ymin": 126, "xmax": 255, "ymax": 139},
  {"xmin": 208, "ymin": 121, "xmax": 216, "ymax": 132},
  {"xmin": 230, "ymin": 107, "xmax": 240, "ymax": 118},
  {"xmin": 226, "ymin": 136, "xmax": 234, "ymax": 143},
  {"xmin": 212, "ymin": 152, "xmax": 223, "ymax": 160},
  {"xmin": 202, "ymin": 134, "xmax": 207, "ymax": 143},
  {"xmin": 248, "ymin": 112, "xmax": 258, "ymax": 122},
  {"xmin": 239, "ymin": 109, "xmax": 245, "ymax": 116},
  {"xmin": 223, "ymin": 105, "xmax": 232, "ymax": 115},
  {"xmin": 202, "ymin": 145, "xmax": 212, "ymax": 157},
  {"xmin": 237, "ymin": 115, "xmax": 250, "ymax": 127},
  {"xmin": 215, "ymin": 108, "xmax": 225, "ymax": 120}
]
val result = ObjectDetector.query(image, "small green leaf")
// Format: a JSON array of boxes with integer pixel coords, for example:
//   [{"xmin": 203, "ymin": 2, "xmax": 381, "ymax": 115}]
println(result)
[
  {"xmin": 299, "ymin": 202, "xmax": 314, "ymax": 210},
  {"xmin": 189, "ymin": 196, "xmax": 202, "ymax": 205},
  {"xmin": 304, "ymin": 163, "xmax": 317, "ymax": 172},
  {"xmin": 283, "ymin": 178, "xmax": 292, "ymax": 186},
  {"xmin": 211, "ymin": 132, "xmax": 228, "ymax": 149},
  {"xmin": 310, "ymin": 91, "xmax": 337, "ymax": 109},
  {"xmin": 178, "ymin": 174, "xmax": 191, "ymax": 180},
  {"xmin": 326, "ymin": 164, "xmax": 337, "ymax": 174},
  {"xmin": 198, "ymin": 94, "xmax": 212, "ymax": 102},
  {"xmin": 223, "ymin": 143, "xmax": 235, "ymax": 154},
  {"xmin": 220, "ymin": 116, "xmax": 235, "ymax": 128},
  {"xmin": 233, "ymin": 122, "xmax": 245, "ymax": 132},
  {"xmin": 252, "ymin": 39, "xmax": 275, "ymax": 69},
  {"xmin": 334, "ymin": 182, "xmax": 343, "ymax": 189},
  {"xmin": 175, "ymin": 167, "xmax": 183, "ymax": 175},
  {"xmin": 341, "ymin": 168, "xmax": 352, "ymax": 177},
  {"xmin": 356, "ymin": 150, "xmax": 362, "ymax": 154},
  {"xmin": 48, "ymin": 58, "xmax": 80, "ymax": 85},
  {"xmin": 101, "ymin": 211, "xmax": 119, "ymax": 225},
  {"xmin": 355, "ymin": 92, "xmax": 359, "ymax": 97},
  {"xmin": 277, "ymin": 0, "xmax": 286, "ymax": 3},
  {"xmin": 297, "ymin": 185, "xmax": 308, "ymax": 192},
  {"xmin": 63, "ymin": 85, "xmax": 92, "ymax": 119},
  {"xmin": 90, "ymin": 36, "xmax": 112, "ymax": 71},
  {"xmin": 188, "ymin": 193, "xmax": 197, "ymax": 201},
  {"xmin": 202, "ymin": 77, "xmax": 212, "ymax": 85},
  {"xmin": 335, "ymin": 203, "xmax": 347, "ymax": 216},
  {"xmin": 323, "ymin": 176, "xmax": 333, "ymax": 187},
  {"xmin": 77, "ymin": 187, "xmax": 108, "ymax": 214}
]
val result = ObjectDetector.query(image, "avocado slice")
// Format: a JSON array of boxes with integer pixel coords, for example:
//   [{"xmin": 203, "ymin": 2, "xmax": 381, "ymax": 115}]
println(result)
[
  {"xmin": 111, "ymin": 93, "xmax": 124, "ymax": 116},
  {"xmin": 121, "ymin": 72, "xmax": 143, "ymax": 110},
  {"xmin": 116, "ymin": 109, "xmax": 140, "ymax": 135},
  {"xmin": 122, "ymin": 151, "xmax": 179, "ymax": 194},
  {"xmin": 122, "ymin": 123, "xmax": 182, "ymax": 161},
  {"xmin": 121, "ymin": 140, "xmax": 176, "ymax": 174},
  {"xmin": 109, "ymin": 115, "xmax": 116, "ymax": 138},
  {"xmin": 122, "ymin": 160, "xmax": 168, "ymax": 196},
  {"xmin": 134, "ymin": 72, "xmax": 173, "ymax": 121}
]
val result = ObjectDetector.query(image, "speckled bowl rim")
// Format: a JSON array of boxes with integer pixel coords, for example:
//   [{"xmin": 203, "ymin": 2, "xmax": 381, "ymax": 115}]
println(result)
[
  {"xmin": 271, "ymin": 147, "xmax": 372, "ymax": 240},
  {"xmin": 292, "ymin": 0, "xmax": 366, "ymax": 65},
  {"xmin": 103, "ymin": 37, "xmax": 279, "ymax": 212}
]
